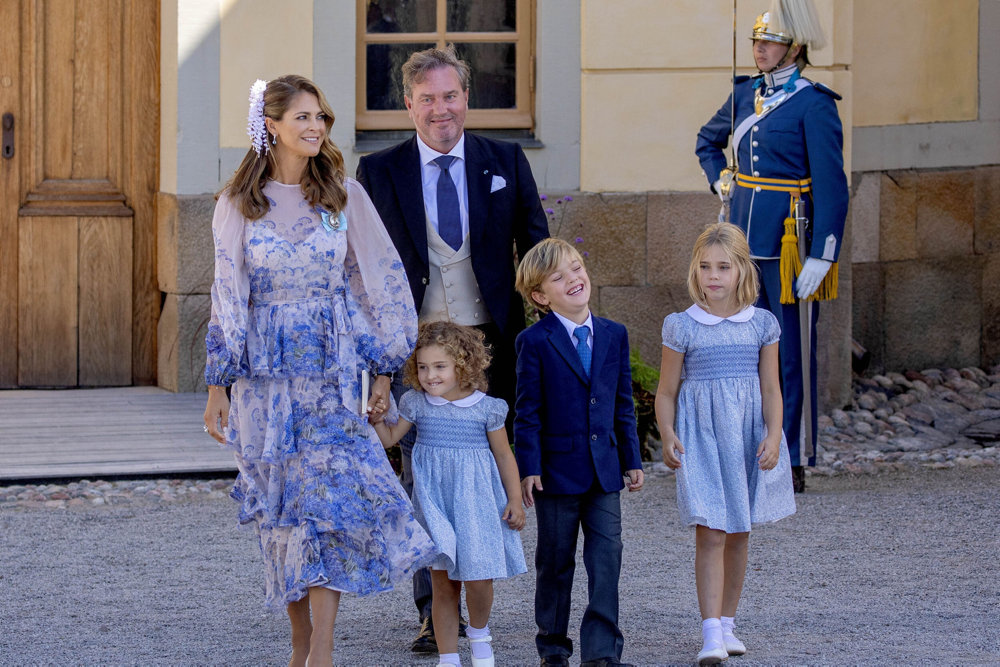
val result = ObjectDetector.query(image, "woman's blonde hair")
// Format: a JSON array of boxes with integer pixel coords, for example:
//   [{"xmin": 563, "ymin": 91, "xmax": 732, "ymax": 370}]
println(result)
[
  {"xmin": 687, "ymin": 222, "xmax": 760, "ymax": 310},
  {"xmin": 403, "ymin": 321, "xmax": 491, "ymax": 392},
  {"xmin": 220, "ymin": 75, "xmax": 348, "ymax": 220}
]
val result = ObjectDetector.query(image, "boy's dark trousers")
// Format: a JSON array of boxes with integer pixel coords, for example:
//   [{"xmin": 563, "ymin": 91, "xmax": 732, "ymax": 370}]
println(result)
[{"xmin": 534, "ymin": 485, "xmax": 625, "ymax": 663}]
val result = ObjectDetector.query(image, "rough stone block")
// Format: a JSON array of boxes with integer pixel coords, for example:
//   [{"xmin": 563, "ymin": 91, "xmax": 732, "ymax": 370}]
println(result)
[
  {"xmin": 916, "ymin": 169, "xmax": 975, "ymax": 258},
  {"xmin": 849, "ymin": 171, "xmax": 880, "ymax": 263},
  {"xmin": 879, "ymin": 171, "xmax": 918, "ymax": 262},
  {"xmin": 158, "ymin": 192, "xmax": 216, "ymax": 295},
  {"xmin": 597, "ymin": 285, "xmax": 686, "ymax": 368},
  {"xmin": 974, "ymin": 165, "xmax": 1000, "ymax": 255},
  {"xmin": 647, "ymin": 192, "xmax": 719, "ymax": 288},
  {"xmin": 157, "ymin": 293, "xmax": 211, "ymax": 393},
  {"xmin": 884, "ymin": 258, "xmax": 982, "ymax": 371},
  {"xmin": 542, "ymin": 192, "xmax": 646, "ymax": 287},
  {"xmin": 852, "ymin": 262, "xmax": 885, "ymax": 373},
  {"xmin": 983, "ymin": 252, "xmax": 1000, "ymax": 367}
]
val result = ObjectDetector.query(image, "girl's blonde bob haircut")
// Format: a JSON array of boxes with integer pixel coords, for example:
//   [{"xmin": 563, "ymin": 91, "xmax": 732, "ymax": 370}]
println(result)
[
  {"xmin": 687, "ymin": 222, "xmax": 760, "ymax": 310},
  {"xmin": 403, "ymin": 321, "xmax": 491, "ymax": 392},
  {"xmin": 515, "ymin": 238, "xmax": 586, "ymax": 312}
]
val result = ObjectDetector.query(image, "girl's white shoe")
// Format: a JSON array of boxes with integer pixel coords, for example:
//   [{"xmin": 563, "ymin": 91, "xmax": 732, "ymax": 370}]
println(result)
[
  {"xmin": 722, "ymin": 628, "xmax": 746, "ymax": 656},
  {"xmin": 697, "ymin": 640, "xmax": 728, "ymax": 665},
  {"xmin": 469, "ymin": 634, "xmax": 495, "ymax": 667}
]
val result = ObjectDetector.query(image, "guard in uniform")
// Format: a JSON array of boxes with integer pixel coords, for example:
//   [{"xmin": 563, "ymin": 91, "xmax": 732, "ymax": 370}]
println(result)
[{"xmin": 695, "ymin": 0, "xmax": 848, "ymax": 491}]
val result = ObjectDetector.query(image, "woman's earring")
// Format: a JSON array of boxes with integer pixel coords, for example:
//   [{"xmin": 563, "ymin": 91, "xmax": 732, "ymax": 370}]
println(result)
[{"xmin": 271, "ymin": 135, "xmax": 277, "ymax": 145}]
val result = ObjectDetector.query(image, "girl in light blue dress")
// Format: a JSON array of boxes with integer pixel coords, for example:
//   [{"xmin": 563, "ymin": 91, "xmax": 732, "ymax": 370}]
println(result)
[
  {"xmin": 655, "ymin": 223, "xmax": 795, "ymax": 665},
  {"xmin": 373, "ymin": 321, "xmax": 527, "ymax": 667}
]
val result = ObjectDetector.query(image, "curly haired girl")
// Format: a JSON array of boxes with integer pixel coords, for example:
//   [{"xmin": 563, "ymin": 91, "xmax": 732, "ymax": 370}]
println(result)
[{"xmin": 373, "ymin": 321, "xmax": 527, "ymax": 667}]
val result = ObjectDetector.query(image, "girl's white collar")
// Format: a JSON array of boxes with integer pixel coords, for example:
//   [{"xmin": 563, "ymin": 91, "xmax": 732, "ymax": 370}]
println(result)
[
  {"xmin": 425, "ymin": 389, "xmax": 486, "ymax": 407},
  {"xmin": 685, "ymin": 303, "xmax": 755, "ymax": 325}
]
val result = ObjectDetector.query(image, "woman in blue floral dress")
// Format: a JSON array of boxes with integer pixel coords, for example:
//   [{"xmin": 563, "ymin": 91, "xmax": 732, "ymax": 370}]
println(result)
[{"xmin": 203, "ymin": 75, "xmax": 438, "ymax": 667}]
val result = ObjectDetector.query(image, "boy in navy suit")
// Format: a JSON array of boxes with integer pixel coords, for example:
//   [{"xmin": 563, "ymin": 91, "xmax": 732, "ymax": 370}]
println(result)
[{"xmin": 514, "ymin": 238, "xmax": 644, "ymax": 667}]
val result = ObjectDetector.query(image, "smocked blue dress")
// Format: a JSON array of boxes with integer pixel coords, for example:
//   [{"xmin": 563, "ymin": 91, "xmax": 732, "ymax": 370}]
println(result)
[
  {"xmin": 205, "ymin": 178, "xmax": 438, "ymax": 609},
  {"xmin": 662, "ymin": 304, "xmax": 796, "ymax": 533},
  {"xmin": 400, "ymin": 389, "xmax": 527, "ymax": 581}
]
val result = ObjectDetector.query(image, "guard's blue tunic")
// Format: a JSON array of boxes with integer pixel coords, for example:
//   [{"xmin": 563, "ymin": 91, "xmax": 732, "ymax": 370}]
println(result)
[
  {"xmin": 695, "ymin": 73, "xmax": 849, "ymax": 468},
  {"xmin": 696, "ymin": 74, "xmax": 848, "ymax": 261}
]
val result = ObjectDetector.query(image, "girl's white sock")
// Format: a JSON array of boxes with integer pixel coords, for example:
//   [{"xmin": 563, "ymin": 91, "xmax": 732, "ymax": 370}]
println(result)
[
  {"xmin": 721, "ymin": 615, "xmax": 736, "ymax": 632},
  {"xmin": 466, "ymin": 624, "xmax": 493, "ymax": 660},
  {"xmin": 439, "ymin": 651, "xmax": 462, "ymax": 666},
  {"xmin": 702, "ymin": 617, "xmax": 723, "ymax": 646}
]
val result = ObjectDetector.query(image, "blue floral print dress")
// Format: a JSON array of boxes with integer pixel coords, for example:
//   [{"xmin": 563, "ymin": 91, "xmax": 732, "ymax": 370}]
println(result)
[{"xmin": 205, "ymin": 178, "xmax": 438, "ymax": 610}]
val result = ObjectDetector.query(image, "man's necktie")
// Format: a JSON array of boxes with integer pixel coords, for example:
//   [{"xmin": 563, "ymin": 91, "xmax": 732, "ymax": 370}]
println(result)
[
  {"xmin": 574, "ymin": 325, "xmax": 591, "ymax": 378},
  {"xmin": 434, "ymin": 155, "xmax": 463, "ymax": 251}
]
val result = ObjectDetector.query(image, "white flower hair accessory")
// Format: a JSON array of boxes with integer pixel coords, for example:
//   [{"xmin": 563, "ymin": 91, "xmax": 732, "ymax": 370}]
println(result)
[{"xmin": 246, "ymin": 79, "xmax": 269, "ymax": 156}]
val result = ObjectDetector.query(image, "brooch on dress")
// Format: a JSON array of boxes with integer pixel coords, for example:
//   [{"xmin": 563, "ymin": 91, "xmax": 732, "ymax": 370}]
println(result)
[{"xmin": 319, "ymin": 209, "xmax": 348, "ymax": 232}]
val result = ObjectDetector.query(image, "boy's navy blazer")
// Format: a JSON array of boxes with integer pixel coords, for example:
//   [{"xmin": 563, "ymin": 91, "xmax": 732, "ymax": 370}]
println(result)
[
  {"xmin": 356, "ymin": 133, "xmax": 548, "ymax": 340},
  {"xmin": 514, "ymin": 312, "xmax": 643, "ymax": 495}
]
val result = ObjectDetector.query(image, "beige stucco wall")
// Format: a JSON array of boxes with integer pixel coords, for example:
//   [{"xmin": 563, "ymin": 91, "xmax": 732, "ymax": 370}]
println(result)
[
  {"xmin": 853, "ymin": 0, "xmax": 978, "ymax": 126},
  {"xmin": 218, "ymin": 0, "xmax": 314, "ymax": 149},
  {"xmin": 579, "ymin": 0, "xmax": 850, "ymax": 192}
]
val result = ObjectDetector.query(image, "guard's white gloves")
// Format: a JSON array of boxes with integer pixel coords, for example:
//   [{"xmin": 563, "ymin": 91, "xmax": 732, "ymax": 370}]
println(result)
[
  {"xmin": 713, "ymin": 179, "xmax": 727, "ymax": 202},
  {"xmin": 796, "ymin": 257, "xmax": 832, "ymax": 299}
]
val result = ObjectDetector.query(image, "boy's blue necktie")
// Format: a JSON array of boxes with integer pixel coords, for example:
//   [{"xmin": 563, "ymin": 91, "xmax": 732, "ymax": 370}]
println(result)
[
  {"xmin": 434, "ymin": 155, "xmax": 463, "ymax": 251},
  {"xmin": 574, "ymin": 325, "xmax": 591, "ymax": 378}
]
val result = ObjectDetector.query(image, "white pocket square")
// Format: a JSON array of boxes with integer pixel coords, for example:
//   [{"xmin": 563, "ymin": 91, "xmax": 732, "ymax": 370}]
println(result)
[{"xmin": 490, "ymin": 175, "xmax": 507, "ymax": 193}]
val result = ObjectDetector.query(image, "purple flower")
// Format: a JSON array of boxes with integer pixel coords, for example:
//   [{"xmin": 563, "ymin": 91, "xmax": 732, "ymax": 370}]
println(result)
[
  {"xmin": 545, "ymin": 208, "xmax": 555, "ymax": 215},
  {"xmin": 540, "ymin": 194, "xmax": 548, "ymax": 201},
  {"xmin": 564, "ymin": 195, "xmax": 573, "ymax": 202},
  {"xmin": 583, "ymin": 251, "xmax": 590, "ymax": 257},
  {"xmin": 556, "ymin": 198, "xmax": 563, "ymax": 204},
  {"xmin": 575, "ymin": 237, "xmax": 584, "ymax": 244}
]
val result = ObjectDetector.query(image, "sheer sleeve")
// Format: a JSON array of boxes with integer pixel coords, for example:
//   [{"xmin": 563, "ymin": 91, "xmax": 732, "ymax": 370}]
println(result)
[
  {"xmin": 204, "ymin": 192, "xmax": 250, "ymax": 386},
  {"xmin": 342, "ymin": 178, "xmax": 418, "ymax": 375}
]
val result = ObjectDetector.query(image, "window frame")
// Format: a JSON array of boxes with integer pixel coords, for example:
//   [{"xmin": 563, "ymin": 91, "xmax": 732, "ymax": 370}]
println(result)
[{"xmin": 355, "ymin": 0, "xmax": 535, "ymax": 131}]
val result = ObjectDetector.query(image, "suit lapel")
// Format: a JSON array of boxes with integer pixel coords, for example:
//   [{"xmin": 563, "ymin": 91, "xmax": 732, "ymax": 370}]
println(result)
[
  {"xmin": 544, "ymin": 314, "xmax": 589, "ymax": 385},
  {"xmin": 389, "ymin": 137, "xmax": 429, "ymax": 267},
  {"xmin": 463, "ymin": 134, "xmax": 493, "ymax": 251},
  {"xmin": 590, "ymin": 317, "xmax": 611, "ymax": 381}
]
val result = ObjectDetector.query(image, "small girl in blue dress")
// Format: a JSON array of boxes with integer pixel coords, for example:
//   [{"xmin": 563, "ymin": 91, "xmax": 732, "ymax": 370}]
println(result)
[
  {"xmin": 654, "ymin": 223, "xmax": 796, "ymax": 665},
  {"xmin": 373, "ymin": 321, "xmax": 527, "ymax": 667}
]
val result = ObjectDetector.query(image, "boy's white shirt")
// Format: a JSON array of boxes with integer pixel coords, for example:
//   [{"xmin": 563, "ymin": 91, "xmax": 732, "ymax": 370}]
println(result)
[
  {"xmin": 686, "ymin": 303, "xmax": 755, "ymax": 325},
  {"xmin": 552, "ymin": 310, "xmax": 594, "ymax": 350}
]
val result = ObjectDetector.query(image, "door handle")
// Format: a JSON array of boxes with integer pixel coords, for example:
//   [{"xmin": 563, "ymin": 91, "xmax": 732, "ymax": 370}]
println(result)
[{"xmin": 2, "ymin": 112, "xmax": 13, "ymax": 159}]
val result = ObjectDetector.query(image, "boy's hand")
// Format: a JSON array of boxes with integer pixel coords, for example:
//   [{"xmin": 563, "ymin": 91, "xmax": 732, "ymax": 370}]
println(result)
[
  {"xmin": 756, "ymin": 435, "xmax": 781, "ymax": 470},
  {"xmin": 502, "ymin": 501, "xmax": 526, "ymax": 531},
  {"xmin": 521, "ymin": 475, "xmax": 543, "ymax": 508},
  {"xmin": 625, "ymin": 468, "xmax": 644, "ymax": 492},
  {"xmin": 662, "ymin": 433, "xmax": 684, "ymax": 469}
]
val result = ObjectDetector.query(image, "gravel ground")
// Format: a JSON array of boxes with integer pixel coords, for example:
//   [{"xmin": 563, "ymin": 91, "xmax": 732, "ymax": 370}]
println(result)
[{"xmin": 1, "ymin": 464, "xmax": 998, "ymax": 666}]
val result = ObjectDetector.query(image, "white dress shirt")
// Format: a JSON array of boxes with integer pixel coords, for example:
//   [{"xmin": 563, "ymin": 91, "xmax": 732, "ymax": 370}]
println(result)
[{"xmin": 552, "ymin": 310, "xmax": 594, "ymax": 350}]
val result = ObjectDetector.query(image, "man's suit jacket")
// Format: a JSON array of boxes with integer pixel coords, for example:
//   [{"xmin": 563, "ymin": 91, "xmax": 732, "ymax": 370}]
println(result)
[
  {"xmin": 513, "ymin": 313, "xmax": 643, "ymax": 495},
  {"xmin": 356, "ymin": 133, "xmax": 548, "ymax": 340}
]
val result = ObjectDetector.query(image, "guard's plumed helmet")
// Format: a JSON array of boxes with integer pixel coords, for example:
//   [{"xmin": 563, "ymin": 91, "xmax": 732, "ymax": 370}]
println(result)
[{"xmin": 750, "ymin": 0, "xmax": 826, "ymax": 52}]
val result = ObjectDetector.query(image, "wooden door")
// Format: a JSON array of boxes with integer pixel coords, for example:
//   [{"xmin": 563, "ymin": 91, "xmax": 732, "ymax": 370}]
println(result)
[{"xmin": 0, "ymin": 0, "xmax": 159, "ymax": 388}]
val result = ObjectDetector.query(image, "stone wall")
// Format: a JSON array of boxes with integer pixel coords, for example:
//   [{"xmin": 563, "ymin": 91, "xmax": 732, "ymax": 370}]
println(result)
[{"xmin": 851, "ymin": 165, "xmax": 1000, "ymax": 375}]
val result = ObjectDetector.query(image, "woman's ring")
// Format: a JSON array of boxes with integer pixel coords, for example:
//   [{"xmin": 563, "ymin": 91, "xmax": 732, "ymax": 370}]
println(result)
[{"xmin": 203, "ymin": 425, "xmax": 209, "ymax": 432}]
